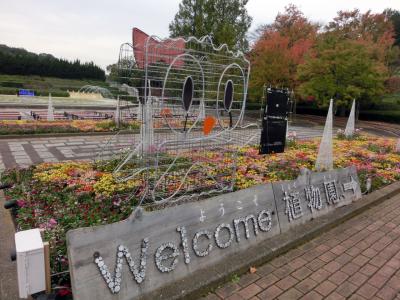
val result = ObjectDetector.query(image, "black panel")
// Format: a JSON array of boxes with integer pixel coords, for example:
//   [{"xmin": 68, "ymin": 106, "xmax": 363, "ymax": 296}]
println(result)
[
  {"xmin": 182, "ymin": 76, "xmax": 194, "ymax": 112},
  {"xmin": 224, "ymin": 80, "xmax": 234, "ymax": 112},
  {"xmin": 259, "ymin": 88, "xmax": 290, "ymax": 155},
  {"xmin": 265, "ymin": 88, "xmax": 289, "ymax": 117},
  {"xmin": 259, "ymin": 119, "xmax": 287, "ymax": 154}
]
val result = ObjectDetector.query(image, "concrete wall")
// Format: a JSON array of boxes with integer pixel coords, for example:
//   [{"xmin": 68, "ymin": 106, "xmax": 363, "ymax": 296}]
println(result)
[{"xmin": 66, "ymin": 166, "xmax": 361, "ymax": 300}]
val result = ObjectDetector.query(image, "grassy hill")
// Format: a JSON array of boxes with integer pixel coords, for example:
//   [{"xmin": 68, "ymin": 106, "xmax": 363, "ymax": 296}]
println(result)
[{"xmin": 0, "ymin": 74, "xmax": 114, "ymax": 97}]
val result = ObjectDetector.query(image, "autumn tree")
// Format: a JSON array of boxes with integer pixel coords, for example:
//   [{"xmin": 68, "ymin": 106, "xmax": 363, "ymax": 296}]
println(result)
[
  {"xmin": 325, "ymin": 9, "xmax": 395, "ymax": 74},
  {"xmin": 248, "ymin": 5, "xmax": 318, "ymax": 101},
  {"xmin": 169, "ymin": 0, "xmax": 252, "ymax": 52},
  {"xmin": 297, "ymin": 9, "xmax": 396, "ymax": 113},
  {"xmin": 297, "ymin": 34, "xmax": 386, "ymax": 115}
]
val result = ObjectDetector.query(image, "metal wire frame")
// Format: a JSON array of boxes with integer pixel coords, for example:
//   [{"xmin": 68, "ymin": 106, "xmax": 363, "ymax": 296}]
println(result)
[{"xmin": 96, "ymin": 32, "xmax": 259, "ymax": 207}]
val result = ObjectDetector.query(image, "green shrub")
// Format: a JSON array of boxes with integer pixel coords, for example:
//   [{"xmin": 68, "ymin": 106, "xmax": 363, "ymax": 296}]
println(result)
[
  {"xmin": 296, "ymin": 105, "xmax": 400, "ymax": 123},
  {"xmin": 246, "ymin": 102, "xmax": 263, "ymax": 111},
  {"xmin": 34, "ymin": 90, "xmax": 70, "ymax": 97},
  {"xmin": 0, "ymin": 81, "xmax": 23, "ymax": 88},
  {"xmin": 0, "ymin": 87, "xmax": 18, "ymax": 95},
  {"xmin": 359, "ymin": 110, "xmax": 400, "ymax": 124},
  {"xmin": 295, "ymin": 106, "xmax": 327, "ymax": 116}
]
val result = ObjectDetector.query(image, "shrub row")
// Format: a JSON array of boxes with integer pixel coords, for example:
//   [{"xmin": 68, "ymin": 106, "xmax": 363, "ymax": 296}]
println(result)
[
  {"xmin": 0, "ymin": 87, "xmax": 69, "ymax": 97},
  {"xmin": 358, "ymin": 110, "xmax": 400, "ymax": 123},
  {"xmin": 0, "ymin": 81, "xmax": 24, "ymax": 88},
  {"xmin": 296, "ymin": 106, "xmax": 400, "ymax": 124}
]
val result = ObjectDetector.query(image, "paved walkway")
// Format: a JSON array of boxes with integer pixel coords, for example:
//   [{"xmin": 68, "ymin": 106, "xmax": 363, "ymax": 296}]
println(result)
[
  {"xmin": 0, "ymin": 125, "xmax": 325, "ymax": 171},
  {"xmin": 203, "ymin": 192, "xmax": 400, "ymax": 300},
  {"xmin": 0, "ymin": 134, "xmax": 137, "ymax": 171},
  {"xmin": 204, "ymin": 194, "xmax": 400, "ymax": 300}
]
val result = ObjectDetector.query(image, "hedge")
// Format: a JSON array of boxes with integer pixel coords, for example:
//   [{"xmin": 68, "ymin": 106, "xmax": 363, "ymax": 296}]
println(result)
[
  {"xmin": 0, "ymin": 81, "xmax": 23, "ymax": 88},
  {"xmin": 296, "ymin": 106, "xmax": 400, "ymax": 124},
  {"xmin": 0, "ymin": 87, "xmax": 18, "ymax": 95},
  {"xmin": 34, "ymin": 90, "xmax": 70, "ymax": 97},
  {"xmin": 358, "ymin": 110, "xmax": 400, "ymax": 123}
]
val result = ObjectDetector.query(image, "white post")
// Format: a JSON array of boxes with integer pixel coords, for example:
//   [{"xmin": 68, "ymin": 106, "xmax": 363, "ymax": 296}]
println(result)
[
  {"xmin": 141, "ymin": 99, "xmax": 154, "ymax": 153},
  {"xmin": 47, "ymin": 93, "xmax": 54, "ymax": 121},
  {"xmin": 199, "ymin": 101, "xmax": 205, "ymax": 121},
  {"xmin": 315, "ymin": 99, "xmax": 334, "ymax": 171},
  {"xmin": 115, "ymin": 96, "xmax": 120, "ymax": 128},
  {"xmin": 396, "ymin": 138, "xmax": 400, "ymax": 153},
  {"xmin": 344, "ymin": 99, "xmax": 355, "ymax": 137},
  {"xmin": 137, "ymin": 101, "xmax": 142, "ymax": 122}
]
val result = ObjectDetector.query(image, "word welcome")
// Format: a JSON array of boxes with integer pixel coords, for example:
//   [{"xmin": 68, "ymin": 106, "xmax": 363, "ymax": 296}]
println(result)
[{"xmin": 93, "ymin": 209, "xmax": 273, "ymax": 294}]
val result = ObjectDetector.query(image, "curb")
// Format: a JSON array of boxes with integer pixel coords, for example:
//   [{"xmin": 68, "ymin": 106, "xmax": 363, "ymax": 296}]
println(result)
[
  {"xmin": 0, "ymin": 190, "xmax": 19, "ymax": 299},
  {"xmin": 166, "ymin": 181, "xmax": 400, "ymax": 300}
]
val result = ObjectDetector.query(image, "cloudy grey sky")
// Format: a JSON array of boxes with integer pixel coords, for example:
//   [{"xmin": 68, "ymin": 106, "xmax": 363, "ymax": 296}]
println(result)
[{"xmin": 1, "ymin": 0, "xmax": 399, "ymax": 70}]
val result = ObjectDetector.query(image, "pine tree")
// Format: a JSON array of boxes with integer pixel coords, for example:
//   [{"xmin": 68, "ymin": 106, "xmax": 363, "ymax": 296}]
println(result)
[{"xmin": 169, "ymin": 0, "xmax": 252, "ymax": 52}]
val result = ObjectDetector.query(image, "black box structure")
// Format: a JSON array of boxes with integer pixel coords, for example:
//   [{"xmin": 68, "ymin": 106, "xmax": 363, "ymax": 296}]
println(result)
[{"xmin": 259, "ymin": 87, "xmax": 290, "ymax": 154}]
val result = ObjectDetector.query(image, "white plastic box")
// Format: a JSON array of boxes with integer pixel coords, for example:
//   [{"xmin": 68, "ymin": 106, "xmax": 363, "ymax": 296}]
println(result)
[{"xmin": 15, "ymin": 228, "xmax": 45, "ymax": 298}]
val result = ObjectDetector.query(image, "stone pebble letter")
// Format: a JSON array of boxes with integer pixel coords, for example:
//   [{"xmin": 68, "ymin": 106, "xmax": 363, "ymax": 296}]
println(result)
[
  {"xmin": 214, "ymin": 223, "xmax": 234, "ymax": 249},
  {"xmin": 193, "ymin": 230, "xmax": 213, "ymax": 257},
  {"xmin": 93, "ymin": 238, "xmax": 149, "ymax": 294},
  {"xmin": 233, "ymin": 215, "xmax": 259, "ymax": 242},
  {"xmin": 155, "ymin": 242, "xmax": 180, "ymax": 273},
  {"xmin": 177, "ymin": 226, "xmax": 191, "ymax": 264},
  {"xmin": 257, "ymin": 210, "xmax": 272, "ymax": 232}
]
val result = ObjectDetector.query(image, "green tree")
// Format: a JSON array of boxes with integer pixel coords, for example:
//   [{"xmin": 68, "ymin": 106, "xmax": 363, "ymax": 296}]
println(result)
[
  {"xmin": 0, "ymin": 44, "xmax": 105, "ymax": 80},
  {"xmin": 297, "ymin": 35, "xmax": 386, "ymax": 115},
  {"xmin": 384, "ymin": 9, "xmax": 400, "ymax": 77},
  {"xmin": 384, "ymin": 9, "xmax": 400, "ymax": 46},
  {"xmin": 169, "ymin": 0, "xmax": 252, "ymax": 52},
  {"xmin": 169, "ymin": 0, "xmax": 208, "ymax": 38}
]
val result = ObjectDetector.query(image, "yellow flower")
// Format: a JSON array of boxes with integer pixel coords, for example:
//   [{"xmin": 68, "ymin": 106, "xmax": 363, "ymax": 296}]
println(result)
[{"xmin": 93, "ymin": 174, "xmax": 140, "ymax": 197}]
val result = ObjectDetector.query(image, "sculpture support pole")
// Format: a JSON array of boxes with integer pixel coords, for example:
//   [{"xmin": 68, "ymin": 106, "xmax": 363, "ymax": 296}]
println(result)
[
  {"xmin": 315, "ymin": 99, "xmax": 334, "ymax": 171},
  {"xmin": 115, "ymin": 96, "xmax": 120, "ymax": 129},
  {"xmin": 47, "ymin": 93, "xmax": 54, "ymax": 121},
  {"xmin": 344, "ymin": 99, "xmax": 355, "ymax": 137}
]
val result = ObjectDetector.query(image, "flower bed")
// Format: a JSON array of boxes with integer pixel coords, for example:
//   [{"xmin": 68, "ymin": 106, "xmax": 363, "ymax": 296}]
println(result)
[
  {"xmin": 0, "ymin": 119, "xmax": 140, "ymax": 135},
  {"xmin": 2, "ymin": 135, "xmax": 399, "ymax": 291}
]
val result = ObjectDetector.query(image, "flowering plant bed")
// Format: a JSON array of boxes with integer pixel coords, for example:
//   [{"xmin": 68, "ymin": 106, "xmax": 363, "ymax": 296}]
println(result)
[
  {"xmin": 2, "ymin": 135, "xmax": 399, "ymax": 293},
  {"xmin": 0, "ymin": 119, "xmax": 140, "ymax": 135}
]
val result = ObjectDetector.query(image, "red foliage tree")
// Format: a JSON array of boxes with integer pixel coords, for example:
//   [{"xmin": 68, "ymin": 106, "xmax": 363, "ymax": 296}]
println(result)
[{"xmin": 249, "ymin": 5, "xmax": 318, "ymax": 101}]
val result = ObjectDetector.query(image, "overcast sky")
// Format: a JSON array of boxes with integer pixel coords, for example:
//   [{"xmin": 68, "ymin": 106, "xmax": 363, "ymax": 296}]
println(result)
[{"xmin": 1, "ymin": 0, "xmax": 399, "ymax": 70}]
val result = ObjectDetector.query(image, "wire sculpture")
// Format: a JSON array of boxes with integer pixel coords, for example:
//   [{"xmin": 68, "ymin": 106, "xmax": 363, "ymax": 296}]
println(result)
[{"xmin": 97, "ymin": 28, "xmax": 260, "ymax": 207}]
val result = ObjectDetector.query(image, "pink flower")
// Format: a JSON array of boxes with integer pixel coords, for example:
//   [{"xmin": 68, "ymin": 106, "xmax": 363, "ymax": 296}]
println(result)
[
  {"xmin": 40, "ymin": 218, "xmax": 58, "ymax": 229},
  {"xmin": 17, "ymin": 199, "xmax": 26, "ymax": 208},
  {"xmin": 113, "ymin": 198, "xmax": 122, "ymax": 207},
  {"xmin": 48, "ymin": 218, "xmax": 57, "ymax": 226}
]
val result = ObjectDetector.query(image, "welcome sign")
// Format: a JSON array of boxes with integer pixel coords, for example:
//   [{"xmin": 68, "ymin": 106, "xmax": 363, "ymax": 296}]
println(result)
[{"xmin": 67, "ymin": 166, "xmax": 361, "ymax": 300}]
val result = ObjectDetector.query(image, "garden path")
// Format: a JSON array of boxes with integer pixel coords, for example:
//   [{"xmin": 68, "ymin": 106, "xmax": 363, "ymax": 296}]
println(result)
[
  {"xmin": 203, "ymin": 192, "xmax": 400, "ymax": 300},
  {"xmin": 0, "ymin": 124, "xmax": 325, "ymax": 171}
]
